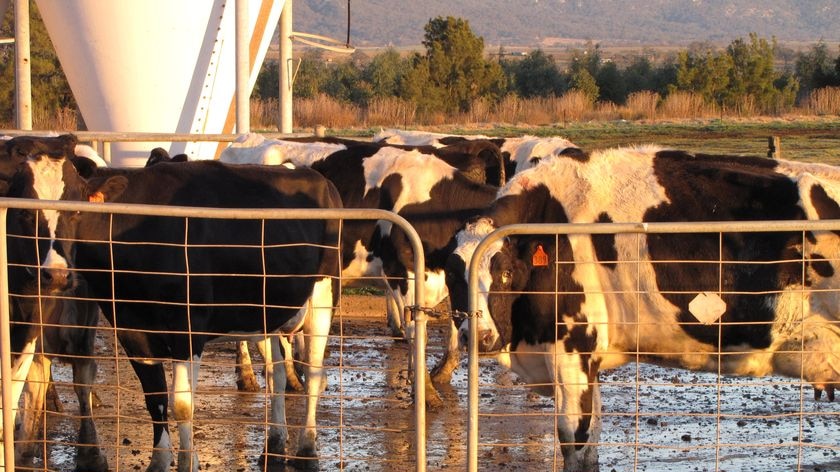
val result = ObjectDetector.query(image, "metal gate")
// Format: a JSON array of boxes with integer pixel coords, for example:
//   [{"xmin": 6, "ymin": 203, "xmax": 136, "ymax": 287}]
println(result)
[
  {"xmin": 466, "ymin": 221, "xmax": 840, "ymax": 471},
  {"xmin": 0, "ymin": 199, "xmax": 429, "ymax": 472}
]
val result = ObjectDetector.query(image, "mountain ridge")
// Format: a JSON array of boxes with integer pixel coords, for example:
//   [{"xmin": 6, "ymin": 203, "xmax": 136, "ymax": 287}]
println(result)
[{"xmin": 294, "ymin": 0, "xmax": 839, "ymax": 48}]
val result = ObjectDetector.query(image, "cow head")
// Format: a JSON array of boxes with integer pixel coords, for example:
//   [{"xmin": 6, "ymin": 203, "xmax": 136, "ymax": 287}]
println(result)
[
  {"xmin": 446, "ymin": 217, "xmax": 507, "ymax": 351},
  {"xmin": 512, "ymin": 137, "xmax": 582, "ymax": 174},
  {"xmin": 5, "ymin": 137, "xmax": 126, "ymax": 292}
]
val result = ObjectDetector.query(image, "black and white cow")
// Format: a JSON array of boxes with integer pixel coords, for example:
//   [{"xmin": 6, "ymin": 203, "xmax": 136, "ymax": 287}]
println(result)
[
  {"xmin": 220, "ymin": 134, "xmax": 501, "ymax": 400},
  {"xmin": 7, "ymin": 151, "xmax": 343, "ymax": 471},
  {"xmin": 2, "ymin": 134, "xmax": 108, "ymax": 471},
  {"xmin": 445, "ymin": 145, "xmax": 840, "ymax": 472},
  {"xmin": 373, "ymin": 128, "xmax": 580, "ymax": 177}
]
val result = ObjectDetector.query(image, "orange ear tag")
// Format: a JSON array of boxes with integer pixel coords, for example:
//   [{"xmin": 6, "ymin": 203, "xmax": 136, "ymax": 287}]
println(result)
[
  {"xmin": 88, "ymin": 191, "xmax": 105, "ymax": 203},
  {"xmin": 532, "ymin": 244, "xmax": 549, "ymax": 267}
]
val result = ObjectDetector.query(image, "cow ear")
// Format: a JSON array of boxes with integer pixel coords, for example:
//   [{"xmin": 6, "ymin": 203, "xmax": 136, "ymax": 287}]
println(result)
[
  {"xmin": 60, "ymin": 134, "xmax": 79, "ymax": 156},
  {"xmin": 90, "ymin": 175, "xmax": 129, "ymax": 202},
  {"xmin": 71, "ymin": 156, "xmax": 98, "ymax": 179},
  {"xmin": 809, "ymin": 183, "xmax": 840, "ymax": 220}
]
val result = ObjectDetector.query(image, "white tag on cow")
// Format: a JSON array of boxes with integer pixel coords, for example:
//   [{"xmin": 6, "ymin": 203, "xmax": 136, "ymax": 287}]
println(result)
[{"xmin": 688, "ymin": 292, "xmax": 727, "ymax": 325}]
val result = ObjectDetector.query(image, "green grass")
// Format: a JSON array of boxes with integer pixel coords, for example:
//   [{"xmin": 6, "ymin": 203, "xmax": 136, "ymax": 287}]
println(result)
[{"xmin": 353, "ymin": 117, "xmax": 840, "ymax": 165}]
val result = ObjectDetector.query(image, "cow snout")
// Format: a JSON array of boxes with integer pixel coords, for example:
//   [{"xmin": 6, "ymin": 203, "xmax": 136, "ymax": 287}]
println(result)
[
  {"xmin": 457, "ymin": 326, "xmax": 497, "ymax": 352},
  {"xmin": 41, "ymin": 266, "xmax": 71, "ymax": 290}
]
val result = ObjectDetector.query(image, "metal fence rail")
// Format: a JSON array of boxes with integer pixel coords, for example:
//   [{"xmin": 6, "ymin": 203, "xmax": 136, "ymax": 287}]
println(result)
[
  {"xmin": 0, "ymin": 199, "xmax": 427, "ymax": 472},
  {"xmin": 0, "ymin": 131, "xmax": 315, "ymax": 164},
  {"xmin": 467, "ymin": 220, "xmax": 840, "ymax": 472}
]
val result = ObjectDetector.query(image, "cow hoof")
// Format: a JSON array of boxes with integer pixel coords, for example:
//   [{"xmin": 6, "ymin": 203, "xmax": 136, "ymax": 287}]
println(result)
[
  {"xmin": 424, "ymin": 386, "xmax": 443, "ymax": 409},
  {"xmin": 91, "ymin": 390, "xmax": 104, "ymax": 409},
  {"xmin": 74, "ymin": 446, "xmax": 108, "ymax": 472},
  {"xmin": 288, "ymin": 447, "xmax": 319, "ymax": 471},
  {"xmin": 261, "ymin": 434, "xmax": 287, "ymax": 467},
  {"xmin": 430, "ymin": 363, "xmax": 454, "ymax": 385},
  {"xmin": 236, "ymin": 374, "xmax": 261, "ymax": 392}
]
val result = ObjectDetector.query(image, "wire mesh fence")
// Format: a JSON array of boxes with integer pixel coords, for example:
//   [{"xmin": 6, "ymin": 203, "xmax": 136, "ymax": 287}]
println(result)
[
  {"xmin": 0, "ymin": 201, "xmax": 430, "ymax": 472},
  {"xmin": 466, "ymin": 222, "xmax": 840, "ymax": 472}
]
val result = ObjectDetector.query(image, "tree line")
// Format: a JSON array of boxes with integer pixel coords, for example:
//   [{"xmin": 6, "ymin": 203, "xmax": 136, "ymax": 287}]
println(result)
[
  {"xmin": 254, "ymin": 18, "xmax": 840, "ymax": 118},
  {"xmin": 2, "ymin": 8, "xmax": 840, "ymax": 126}
]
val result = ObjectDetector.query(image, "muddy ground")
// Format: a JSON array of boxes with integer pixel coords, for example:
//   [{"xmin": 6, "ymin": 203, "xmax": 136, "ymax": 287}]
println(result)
[{"xmin": 21, "ymin": 294, "xmax": 840, "ymax": 472}]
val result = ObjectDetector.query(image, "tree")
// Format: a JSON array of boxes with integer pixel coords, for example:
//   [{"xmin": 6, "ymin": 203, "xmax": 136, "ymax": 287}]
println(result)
[
  {"xmin": 725, "ymin": 34, "xmax": 796, "ymax": 112},
  {"xmin": 0, "ymin": 2, "xmax": 75, "ymax": 124},
  {"xmin": 595, "ymin": 61, "xmax": 626, "ymax": 103},
  {"xmin": 672, "ymin": 46, "xmax": 733, "ymax": 107},
  {"xmin": 362, "ymin": 48, "xmax": 409, "ymax": 98},
  {"xmin": 292, "ymin": 50, "xmax": 331, "ymax": 99},
  {"xmin": 323, "ymin": 60, "xmax": 371, "ymax": 105},
  {"xmin": 569, "ymin": 67, "xmax": 599, "ymax": 103},
  {"xmin": 795, "ymin": 41, "xmax": 840, "ymax": 97},
  {"xmin": 404, "ymin": 16, "xmax": 506, "ymax": 114},
  {"xmin": 504, "ymin": 49, "xmax": 565, "ymax": 98}
]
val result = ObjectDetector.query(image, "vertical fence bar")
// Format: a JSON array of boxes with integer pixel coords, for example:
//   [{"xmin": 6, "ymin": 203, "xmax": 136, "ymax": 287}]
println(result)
[
  {"xmin": 13, "ymin": 0, "xmax": 31, "ymax": 130},
  {"xmin": 0, "ymin": 208, "xmax": 15, "ymax": 472},
  {"xmin": 235, "ymin": 0, "xmax": 250, "ymax": 134},
  {"xmin": 411, "ymin": 228, "xmax": 427, "ymax": 472}
]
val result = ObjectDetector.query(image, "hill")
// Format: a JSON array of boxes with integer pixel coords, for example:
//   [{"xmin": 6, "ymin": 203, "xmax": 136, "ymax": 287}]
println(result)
[{"xmin": 294, "ymin": 0, "xmax": 839, "ymax": 49}]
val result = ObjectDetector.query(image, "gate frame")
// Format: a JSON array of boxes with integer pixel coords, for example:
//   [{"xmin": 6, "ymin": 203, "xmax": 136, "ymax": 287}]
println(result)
[
  {"xmin": 0, "ymin": 199, "xmax": 429, "ymax": 472},
  {"xmin": 466, "ymin": 219, "xmax": 840, "ymax": 472}
]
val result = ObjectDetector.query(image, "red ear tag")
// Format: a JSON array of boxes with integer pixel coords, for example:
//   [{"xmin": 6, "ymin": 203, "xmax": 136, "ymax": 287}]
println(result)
[
  {"xmin": 532, "ymin": 244, "xmax": 549, "ymax": 267},
  {"xmin": 88, "ymin": 191, "xmax": 105, "ymax": 203}
]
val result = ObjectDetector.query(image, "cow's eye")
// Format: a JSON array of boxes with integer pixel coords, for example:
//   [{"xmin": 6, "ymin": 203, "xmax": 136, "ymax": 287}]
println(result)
[{"xmin": 501, "ymin": 269, "xmax": 513, "ymax": 285}]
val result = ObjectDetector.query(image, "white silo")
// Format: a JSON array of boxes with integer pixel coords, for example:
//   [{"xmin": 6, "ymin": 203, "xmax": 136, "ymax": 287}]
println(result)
[{"xmin": 35, "ymin": 0, "xmax": 284, "ymax": 167}]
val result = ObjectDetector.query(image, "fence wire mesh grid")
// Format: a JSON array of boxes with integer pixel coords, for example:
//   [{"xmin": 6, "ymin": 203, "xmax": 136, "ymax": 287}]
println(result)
[
  {"xmin": 4, "ymin": 201, "xmax": 840, "ymax": 472},
  {"xmin": 467, "ymin": 225, "xmax": 840, "ymax": 472},
  {"xmin": 1, "ymin": 204, "xmax": 435, "ymax": 472}
]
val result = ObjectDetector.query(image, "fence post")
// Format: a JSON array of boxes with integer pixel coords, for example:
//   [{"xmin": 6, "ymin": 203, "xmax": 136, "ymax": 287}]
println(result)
[{"xmin": 767, "ymin": 136, "xmax": 781, "ymax": 159}]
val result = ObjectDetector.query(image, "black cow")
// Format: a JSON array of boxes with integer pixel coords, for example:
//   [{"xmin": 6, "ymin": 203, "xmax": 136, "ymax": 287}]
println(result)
[
  {"xmin": 7, "ymin": 152, "xmax": 343, "ymax": 471},
  {"xmin": 446, "ymin": 145, "xmax": 840, "ymax": 472},
  {"xmin": 141, "ymin": 147, "xmax": 306, "ymax": 395},
  {"xmin": 2, "ymin": 134, "xmax": 108, "ymax": 471}
]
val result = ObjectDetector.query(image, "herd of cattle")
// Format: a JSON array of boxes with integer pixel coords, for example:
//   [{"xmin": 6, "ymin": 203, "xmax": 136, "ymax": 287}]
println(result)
[{"xmin": 0, "ymin": 129, "xmax": 839, "ymax": 472}]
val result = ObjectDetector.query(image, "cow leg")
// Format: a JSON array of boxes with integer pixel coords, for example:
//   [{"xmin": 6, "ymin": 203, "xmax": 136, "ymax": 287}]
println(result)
[
  {"xmin": 45, "ymin": 374, "xmax": 64, "ymax": 413},
  {"xmin": 130, "ymin": 361, "xmax": 172, "ymax": 472},
  {"xmin": 3, "ymin": 337, "xmax": 38, "ymax": 468},
  {"xmin": 279, "ymin": 334, "xmax": 305, "ymax": 392},
  {"xmin": 256, "ymin": 335, "xmax": 304, "ymax": 393},
  {"xmin": 551, "ymin": 347, "xmax": 602, "ymax": 472},
  {"xmin": 72, "ymin": 358, "xmax": 108, "ymax": 472},
  {"xmin": 384, "ymin": 288, "xmax": 405, "ymax": 339},
  {"xmin": 235, "ymin": 341, "xmax": 261, "ymax": 392},
  {"xmin": 262, "ymin": 335, "xmax": 288, "ymax": 467},
  {"xmin": 290, "ymin": 277, "xmax": 334, "ymax": 470},
  {"xmin": 18, "ymin": 354, "xmax": 51, "ymax": 461},
  {"xmin": 430, "ymin": 318, "xmax": 461, "ymax": 385},
  {"xmin": 396, "ymin": 282, "xmax": 443, "ymax": 408},
  {"xmin": 173, "ymin": 357, "xmax": 201, "ymax": 472}
]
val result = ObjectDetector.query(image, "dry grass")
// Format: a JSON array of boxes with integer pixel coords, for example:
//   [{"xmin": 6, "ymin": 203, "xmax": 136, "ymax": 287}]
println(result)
[
  {"xmin": 805, "ymin": 87, "xmax": 840, "ymax": 116},
  {"xmin": 659, "ymin": 91, "xmax": 717, "ymax": 119},
  {"xmin": 621, "ymin": 91, "xmax": 660, "ymax": 120},
  {"xmin": 32, "ymin": 106, "xmax": 77, "ymax": 131},
  {"xmin": 11, "ymin": 88, "xmax": 837, "ymax": 134},
  {"xmin": 364, "ymin": 97, "xmax": 417, "ymax": 126},
  {"xmin": 295, "ymin": 94, "xmax": 360, "ymax": 129}
]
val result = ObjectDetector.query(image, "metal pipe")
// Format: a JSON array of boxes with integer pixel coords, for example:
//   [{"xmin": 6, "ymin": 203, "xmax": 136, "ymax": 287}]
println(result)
[
  {"xmin": 235, "ymin": 0, "xmax": 250, "ymax": 134},
  {"xmin": 14, "ymin": 0, "xmax": 31, "ymax": 130},
  {"xmin": 412, "ymin": 227, "xmax": 426, "ymax": 472},
  {"xmin": 278, "ymin": 0, "xmax": 293, "ymax": 133},
  {"xmin": 0, "ymin": 207, "xmax": 16, "ymax": 472}
]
